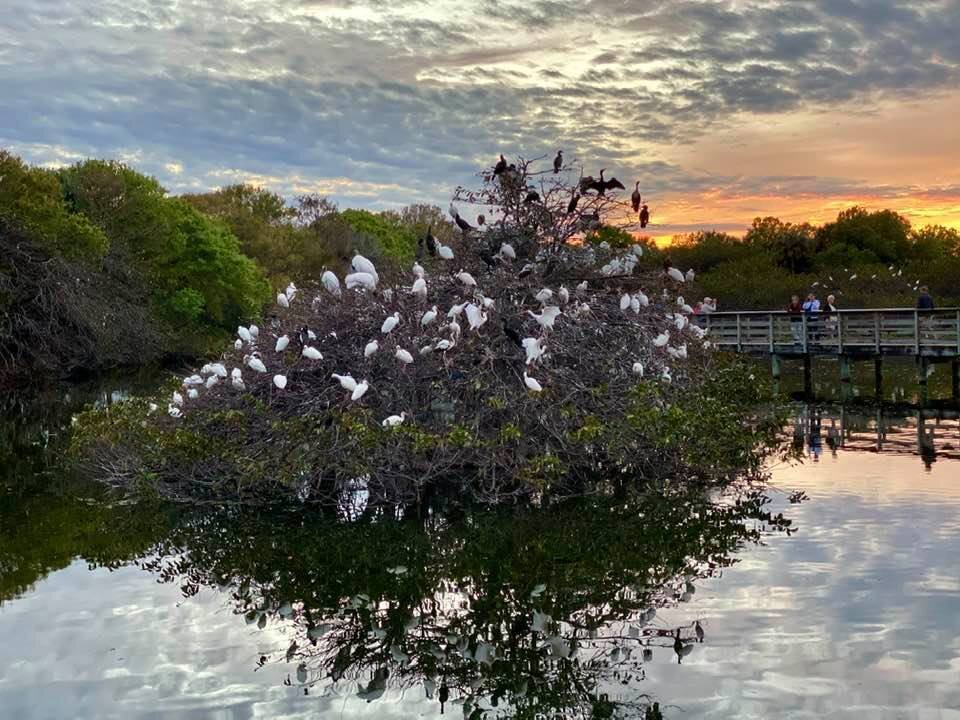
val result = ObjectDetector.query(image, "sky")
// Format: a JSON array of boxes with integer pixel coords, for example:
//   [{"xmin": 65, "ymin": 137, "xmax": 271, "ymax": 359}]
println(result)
[{"xmin": 2, "ymin": 0, "xmax": 959, "ymax": 241}]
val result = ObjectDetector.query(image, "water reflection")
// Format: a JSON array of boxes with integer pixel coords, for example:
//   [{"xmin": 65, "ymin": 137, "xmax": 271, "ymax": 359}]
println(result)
[
  {"xmin": 789, "ymin": 403, "xmax": 960, "ymax": 469},
  {"xmin": 0, "ymin": 484, "xmax": 793, "ymax": 718}
]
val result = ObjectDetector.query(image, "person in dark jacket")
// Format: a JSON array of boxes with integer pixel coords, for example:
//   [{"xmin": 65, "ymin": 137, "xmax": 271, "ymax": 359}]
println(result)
[
  {"xmin": 917, "ymin": 286, "xmax": 934, "ymax": 310},
  {"xmin": 787, "ymin": 294, "xmax": 803, "ymax": 345}
]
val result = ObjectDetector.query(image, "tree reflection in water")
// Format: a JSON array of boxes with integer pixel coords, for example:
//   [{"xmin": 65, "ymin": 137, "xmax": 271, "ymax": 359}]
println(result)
[{"xmin": 133, "ymin": 488, "xmax": 794, "ymax": 718}]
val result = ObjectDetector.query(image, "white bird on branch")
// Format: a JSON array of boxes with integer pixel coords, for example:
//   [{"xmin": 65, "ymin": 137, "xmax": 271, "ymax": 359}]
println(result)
[
  {"xmin": 249, "ymin": 325, "xmax": 259, "ymax": 339},
  {"xmin": 172, "ymin": 391, "xmax": 184, "ymax": 406},
  {"xmin": 685, "ymin": 269, "xmax": 695, "ymax": 282},
  {"xmin": 412, "ymin": 277, "xmax": 427, "ymax": 301},
  {"xmin": 231, "ymin": 367, "xmax": 244, "ymax": 390},
  {"xmin": 381, "ymin": 312, "xmax": 401, "ymax": 334},
  {"xmin": 275, "ymin": 335, "xmax": 290, "ymax": 352},
  {"xmin": 321, "ymin": 270, "xmax": 341, "ymax": 298},
  {"xmin": 351, "ymin": 380, "xmax": 369, "ymax": 401},
  {"xmin": 448, "ymin": 302, "xmax": 467, "ymax": 318},
  {"xmin": 636, "ymin": 291, "xmax": 649, "ymax": 307},
  {"xmin": 273, "ymin": 374, "xmax": 287, "ymax": 389},
  {"xmin": 523, "ymin": 372, "xmax": 543, "ymax": 392},
  {"xmin": 202, "ymin": 363, "xmax": 227, "ymax": 378},
  {"xmin": 633, "ymin": 361, "xmax": 644, "ymax": 376},
  {"xmin": 448, "ymin": 319, "xmax": 462, "ymax": 340},
  {"xmin": 421, "ymin": 306, "xmax": 438, "ymax": 326},
  {"xmin": 499, "ymin": 242, "xmax": 516, "ymax": 260},
  {"xmin": 302, "ymin": 346, "xmax": 323, "ymax": 360},
  {"xmin": 205, "ymin": 375, "xmax": 218, "ymax": 389},
  {"xmin": 438, "ymin": 243, "xmax": 454, "ymax": 260},
  {"xmin": 351, "ymin": 254, "xmax": 379, "ymax": 283},
  {"xmin": 246, "ymin": 354, "xmax": 268, "ymax": 373},
  {"xmin": 412, "ymin": 262, "xmax": 425, "ymax": 279},
  {"xmin": 183, "ymin": 374, "xmax": 204, "ymax": 386},
  {"xmin": 666, "ymin": 267, "xmax": 685, "ymax": 283},
  {"xmin": 465, "ymin": 303, "xmax": 488, "ymax": 331},
  {"xmin": 332, "ymin": 373, "xmax": 357, "ymax": 392},
  {"xmin": 630, "ymin": 295, "xmax": 640, "ymax": 314},
  {"xmin": 522, "ymin": 337, "xmax": 544, "ymax": 365},
  {"xmin": 382, "ymin": 412, "xmax": 407, "ymax": 428},
  {"xmin": 395, "ymin": 347, "xmax": 414, "ymax": 364},
  {"xmin": 576, "ymin": 281, "xmax": 589, "ymax": 292},
  {"xmin": 536, "ymin": 288, "xmax": 553, "ymax": 304},
  {"xmin": 558, "ymin": 286, "xmax": 570, "ymax": 304},
  {"xmin": 364, "ymin": 340, "xmax": 379, "ymax": 358},
  {"xmin": 456, "ymin": 270, "xmax": 477, "ymax": 287},
  {"xmin": 237, "ymin": 326, "xmax": 252, "ymax": 343},
  {"xmin": 234, "ymin": 339, "xmax": 242, "ymax": 350},
  {"xmin": 653, "ymin": 331, "xmax": 670, "ymax": 347},
  {"xmin": 528, "ymin": 305, "xmax": 561, "ymax": 330},
  {"xmin": 346, "ymin": 272, "xmax": 377, "ymax": 291},
  {"xmin": 285, "ymin": 282, "xmax": 297, "ymax": 301},
  {"xmin": 277, "ymin": 292, "xmax": 290, "ymax": 308},
  {"xmin": 620, "ymin": 293, "xmax": 631, "ymax": 311}
]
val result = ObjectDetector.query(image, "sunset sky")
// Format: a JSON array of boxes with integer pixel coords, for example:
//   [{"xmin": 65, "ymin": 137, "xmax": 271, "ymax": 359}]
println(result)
[{"xmin": 3, "ymin": 0, "xmax": 959, "ymax": 241}]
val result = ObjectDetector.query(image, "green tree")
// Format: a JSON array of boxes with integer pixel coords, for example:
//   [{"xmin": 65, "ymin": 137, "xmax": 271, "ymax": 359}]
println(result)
[
  {"xmin": 339, "ymin": 208, "xmax": 418, "ymax": 265},
  {"xmin": 744, "ymin": 216, "xmax": 817, "ymax": 273},
  {"xmin": 910, "ymin": 225, "xmax": 960, "ymax": 261},
  {"xmin": 0, "ymin": 150, "xmax": 108, "ymax": 260},
  {"xmin": 815, "ymin": 207, "xmax": 911, "ymax": 265}
]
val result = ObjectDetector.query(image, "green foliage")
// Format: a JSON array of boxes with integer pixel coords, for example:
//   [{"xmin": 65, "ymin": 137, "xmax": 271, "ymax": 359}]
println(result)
[
  {"xmin": 339, "ymin": 208, "xmax": 418, "ymax": 265},
  {"xmin": 585, "ymin": 224, "xmax": 638, "ymax": 250},
  {"xmin": 0, "ymin": 150, "xmax": 108, "ymax": 260},
  {"xmin": 743, "ymin": 217, "xmax": 818, "ymax": 273},
  {"xmin": 58, "ymin": 160, "xmax": 270, "ymax": 332},
  {"xmin": 816, "ymin": 207, "xmax": 911, "ymax": 265}
]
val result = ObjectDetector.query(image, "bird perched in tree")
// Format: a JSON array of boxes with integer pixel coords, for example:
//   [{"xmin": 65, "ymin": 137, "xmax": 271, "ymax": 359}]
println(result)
[
  {"xmin": 364, "ymin": 340, "xmax": 379, "ymax": 358},
  {"xmin": 275, "ymin": 335, "xmax": 289, "ymax": 353},
  {"xmin": 567, "ymin": 191, "xmax": 580, "ymax": 214},
  {"xmin": 493, "ymin": 154, "xmax": 507, "ymax": 176},
  {"xmin": 528, "ymin": 305, "xmax": 561, "ymax": 330},
  {"xmin": 321, "ymin": 270, "xmax": 341, "ymax": 298},
  {"xmin": 381, "ymin": 312, "xmax": 401, "ymax": 334},
  {"xmin": 332, "ymin": 373, "xmax": 357, "ymax": 392},
  {"xmin": 277, "ymin": 292, "xmax": 289, "ymax": 308},
  {"xmin": 553, "ymin": 150, "xmax": 563, "ymax": 173},
  {"xmin": 346, "ymin": 272, "xmax": 377, "ymax": 291},
  {"xmin": 518, "ymin": 263, "xmax": 536, "ymax": 279},
  {"xmin": 456, "ymin": 270, "xmax": 477, "ymax": 287},
  {"xmin": 382, "ymin": 412, "xmax": 407, "ymax": 428},
  {"xmin": 524, "ymin": 189, "xmax": 540, "ymax": 204},
  {"xmin": 302, "ymin": 346, "xmax": 323, "ymax": 360},
  {"xmin": 666, "ymin": 266, "xmax": 685, "ymax": 283},
  {"xmin": 631, "ymin": 182, "xmax": 641, "ymax": 212},
  {"xmin": 412, "ymin": 261, "xmax": 425, "ymax": 279},
  {"xmin": 477, "ymin": 214, "xmax": 485, "ymax": 226},
  {"xmin": 605, "ymin": 177, "xmax": 626, "ymax": 192},
  {"xmin": 411, "ymin": 277, "xmax": 427, "ymax": 301},
  {"xmin": 273, "ymin": 374, "xmax": 287, "ymax": 389},
  {"xmin": 421, "ymin": 306, "xmax": 438, "ymax": 326},
  {"xmin": 522, "ymin": 336, "xmax": 545, "ymax": 364},
  {"xmin": 425, "ymin": 227, "xmax": 438, "ymax": 256},
  {"xmin": 639, "ymin": 204, "xmax": 650, "ymax": 228},
  {"xmin": 454, "ymin": 214, "xmax": 473, "ymax": 234},
  {"xmin": 498, "ymin": 242, "xmax": 516, "ymax": 260},
  {"xmin": 523, "ymin": 372, "xmax": 543, "ymax": 392},
  {"xmin": 351, "ymin": 380, "xmax": 369, "ymax": 401},
  {"xmin": 395, "ymin": 347, "xmax": 414, "ymax": 364},
  {"xmin": 437, "ymin": 242, "xmax": 454, "ymax": 260},
  {"xmin": 502, "ymin": 318, "xmax": 523, "ymax": 347}
]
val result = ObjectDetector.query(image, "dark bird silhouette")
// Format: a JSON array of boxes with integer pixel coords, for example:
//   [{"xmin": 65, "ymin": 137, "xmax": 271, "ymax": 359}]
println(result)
[
  {"xmin": 588, "ymin": 168, "xmax": 607, "ymax": 195},
  {"xmin": 518, "ymin": 263, "xmax": 535, "ymax": 279},
  {"xmin": 553, "ymin": 150, "xmax": 563, "ymax": 173},
  {"xmin": 567, "ymin": 191, "xmax": 580, "ymax": 214},
  {"xmin": 439, "ymin": 683, "xmax": 449, "ymax": 714},
  {"xmin": 631, "ymin": 182, "xmax": 641, "ymax": 212},
  {"xmin": 477, "ymin": 214, "xmax": 485, "ymax": 226},
  {"xmin": 502, "ymin": 317, "xmax": 523, "ymax": 347},
  {"xmin": 493, "ymin": 154, "xmax": 507, "ymax": 176},
  {"xmin": 479, "ymin": 249, "xmax": 498, "ymax": 267},
  {"xmin": 605, "ymin": 176, "xmax": 626, "ymax": 192},
  {"xmin": 673, "ymin": 628, "xmax": 684, "ymax": 663},
  {"xmin": 524, "ymin": 189, "xmax": 540, "ymax": 204},
  {"xmin": 695, "ymin": 621, "xmax": 704, "ymax": 643},
  {"xmin": 454, "ymin": 214, "xmax": 474, "ymax": 234},
  {"xmin": 639, "ymin": 204, "xmax": 650, "ymax": 229},
  {"xmin": 425, "ymin": 226, "xmax": 437, "ymax": 256}
]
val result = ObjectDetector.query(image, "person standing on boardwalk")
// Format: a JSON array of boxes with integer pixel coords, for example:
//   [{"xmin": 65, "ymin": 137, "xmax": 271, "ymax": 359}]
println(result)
[
  {"xmin": 917, "ymin": 286, "xmax": 934, "ymax": 310},
  {"xmin": 803, "ymin": 292, "xmax": 821, "ymax": 344},
  {"xmin": 824, "ymin": 294, "xmax": 839, "ymax": 341},
  {"xmin": 787, "ymin": 294, "xmax": 803, "ymax": 345}
]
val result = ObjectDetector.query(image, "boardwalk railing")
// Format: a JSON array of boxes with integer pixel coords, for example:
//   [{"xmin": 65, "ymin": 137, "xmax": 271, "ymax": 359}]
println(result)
[{"xmin": 698, "ymin": 308, "xmax": 960, "ymax": 357}]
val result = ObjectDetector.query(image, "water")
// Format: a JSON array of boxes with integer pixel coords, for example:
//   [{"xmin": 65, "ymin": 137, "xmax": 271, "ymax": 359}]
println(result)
[{"xmin": 2, "ymin": 383, "xmax": 959, "ymax": 719}]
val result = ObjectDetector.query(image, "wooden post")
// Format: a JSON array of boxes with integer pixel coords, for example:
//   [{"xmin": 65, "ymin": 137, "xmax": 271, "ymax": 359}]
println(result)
[
  {"xmin": 768, "ymin": 314, "xmax": 774, "ymax": 353},
  {"xmin": 837, "ymin": 311, "xmax": 844, "ymax": 352},
  {"xmin": 874, "ymin": 356, "xmax": 883, "ymax": 398},
  {"xmin": 914, "ymin": 310, "xmax": 921, "ymax": 354},
  {"xmin": 771, "ymin": 353, "xmax": 781, "ymax": 380},
  {"xmin": 874, "ymin": 313, "xmax": 881, "ymax": 353},
  {"xmin": 736, "ymin": 314, "xmax": 742, "ymax": 352},
  {"xmin": 918, "ymin": 356, "xmax": 929, "ymax": 386},
  {"xmin": 839, "ymin": 355, "xmax": 852, "ymax": 383},
  {"xmin": 803, "ymin": 355, "xmax": 812, "ymax": 398},
  {"xmin": 801, "ymin": 314, "xmax": 808, "ymax": 353}
]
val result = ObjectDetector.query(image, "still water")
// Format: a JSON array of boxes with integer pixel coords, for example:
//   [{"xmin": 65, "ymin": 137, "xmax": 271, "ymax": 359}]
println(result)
[{"xmin": 1, "ymin": 378, "xmax": 959, "ymax": 719}]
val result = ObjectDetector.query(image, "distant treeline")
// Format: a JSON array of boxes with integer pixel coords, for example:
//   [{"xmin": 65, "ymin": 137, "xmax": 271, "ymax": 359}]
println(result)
[
  {"xmin": 659, "ymin": 211, "xmax": 960, "ymax": 311},
  {"xmin": 0, "ymin": 151, "xmax": 455, "ymax": 387},
  {"xmin": 3, "ymin": 150, "xmax": 958, "ymax": 386}
]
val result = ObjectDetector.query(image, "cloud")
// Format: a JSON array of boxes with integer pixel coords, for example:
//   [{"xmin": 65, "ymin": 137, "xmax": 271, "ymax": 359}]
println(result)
[{"xmin": 1, "ymin": 0, "xmax": 958, "ymax": 225}]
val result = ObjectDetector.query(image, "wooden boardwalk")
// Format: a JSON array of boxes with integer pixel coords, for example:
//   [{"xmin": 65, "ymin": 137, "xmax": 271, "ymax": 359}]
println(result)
[{"xmin": 696, "ymin": 308, "xmax": 960, "ymax": 397}]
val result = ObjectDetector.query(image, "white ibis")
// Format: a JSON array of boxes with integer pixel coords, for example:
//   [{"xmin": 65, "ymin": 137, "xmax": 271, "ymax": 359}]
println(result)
[
  {"xmin": 275, "ymin": 335, "xmax": 290, "ymax": 352},
  {"xmin": 523, "ymin": 372, "xmax": 543, "ymax": 392},
  {"xmin": 382, "ymin": 412, "xmax": 407, "ymax": 428},
  {"xmin": 321, "ymin": 270, "xmax": 341, "ymax": 297},
  {"xmin": 273, "ymin": 374, "xmax": 287, "ymax": 389},
  {"xmin": 302, "ymin": 346, "xmax": 323, "ymax": 360},
  {"xmin": 381, "ymin": 312, "xmax": 401, "ymax": 334}
]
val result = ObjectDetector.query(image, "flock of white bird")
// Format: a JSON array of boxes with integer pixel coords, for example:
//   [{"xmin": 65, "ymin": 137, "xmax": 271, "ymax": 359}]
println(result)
[{"xmin": 164, "ymin": 239, "xmax": 709, "ymax": 426}]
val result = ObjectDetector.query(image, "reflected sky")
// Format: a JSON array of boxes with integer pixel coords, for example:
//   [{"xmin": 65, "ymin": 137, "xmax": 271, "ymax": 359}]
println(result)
[{"xmin": 2, "ymin": 434, "xmax": 960, "ymax": 717}]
